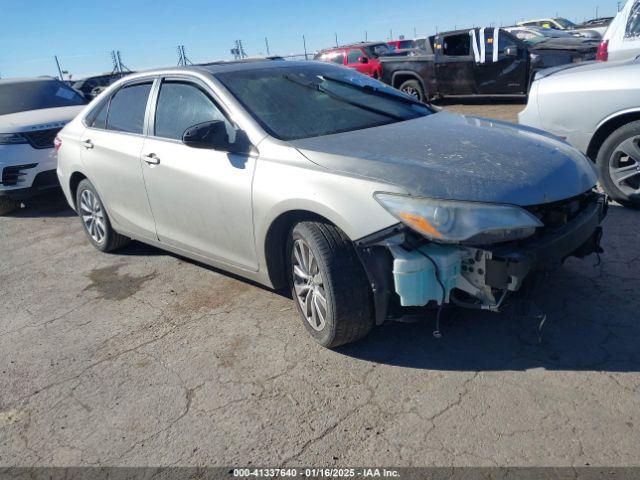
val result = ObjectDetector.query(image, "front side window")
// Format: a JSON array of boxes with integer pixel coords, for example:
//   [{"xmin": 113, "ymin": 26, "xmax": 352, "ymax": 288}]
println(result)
[
  {"xmin": 106, "ymin": 83, "xmax": 152, "ymax": 134},
  {"xmin": 0, "ymin": 80, "xmax": 86, "ymax": 115},
  {"xmin": 154, "ymin": 81, "xmax": 227, "ymax": 140},
  {"xmin": 626, "ymin": 1, "xmax": 640, "ymax": 39},
  {"xmin": 347, "ymin": 49, "xmax": 363, "ymax": 64},
  {"xmin": 216, "ymin": 64, "xmax": 432, "ymax": 141}
]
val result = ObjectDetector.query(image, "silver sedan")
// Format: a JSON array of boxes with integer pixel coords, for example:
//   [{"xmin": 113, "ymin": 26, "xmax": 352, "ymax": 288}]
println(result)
[
  {"xmin": 520, "ymin": 58, "xmax": 640, "ymax": 209},
  {"xmin": 57, "ymin": 60, "xmax": 606, "ymax": 348}
]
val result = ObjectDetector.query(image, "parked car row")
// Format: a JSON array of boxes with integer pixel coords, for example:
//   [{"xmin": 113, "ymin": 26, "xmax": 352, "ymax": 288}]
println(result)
[{"xmin": 0, "ymin": 8, "xmax": 637, "ymax": 348}]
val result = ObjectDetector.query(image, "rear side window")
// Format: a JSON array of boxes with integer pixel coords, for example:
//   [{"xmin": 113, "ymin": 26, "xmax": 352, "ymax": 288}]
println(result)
[
  {"xmin": 106, "ymin": 83, "xmax": 152, "ymax": 134},
  {"xmin": 443, "ymin": 34, "xmax": 471, "ymax": 56},
  {"xmin": 154, "ymin": 81, "xmax": 227, "ymax": 141},
  {"xmin": 626, "ymin": 1, "xmax": 640, "ymax": 39}
]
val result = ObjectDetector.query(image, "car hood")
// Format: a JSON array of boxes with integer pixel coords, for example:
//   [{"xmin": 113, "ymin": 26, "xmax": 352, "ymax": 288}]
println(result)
[
  {"xmin": 0, "ymin": 106, "xmax": 84, "ymax": 134},
  {"xmin": 290, "ymin": 111, "xmax": 597, "ymax": 206}
]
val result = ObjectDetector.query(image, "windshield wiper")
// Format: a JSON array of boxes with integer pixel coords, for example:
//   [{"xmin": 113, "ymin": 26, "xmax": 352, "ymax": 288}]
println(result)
[
  {"xmin": 283, "ymin": 74, "xmax": 405, "ymax": 121},
  {"xmin": 320, "ymin": 75, "xmax": 428, "ymax": 108}
]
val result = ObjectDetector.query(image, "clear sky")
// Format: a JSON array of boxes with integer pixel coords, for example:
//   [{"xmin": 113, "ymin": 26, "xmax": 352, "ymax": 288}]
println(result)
[{"xmin": 0, "ymin": 0, "xmax": 624, "ymax": 79}]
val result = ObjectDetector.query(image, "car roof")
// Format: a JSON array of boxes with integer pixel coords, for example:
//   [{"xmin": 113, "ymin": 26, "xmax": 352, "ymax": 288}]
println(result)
[
  {"xmin": 0, "ymin": 76, "xmax": 60, "ymax": 84},
  {"xmin": 317, "ymin": 42, "xmax": 387, "ymax": 53}
]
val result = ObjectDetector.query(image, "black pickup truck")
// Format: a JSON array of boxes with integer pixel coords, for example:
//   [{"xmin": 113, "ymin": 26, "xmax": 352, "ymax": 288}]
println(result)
[{"xmin": 379, "ymin": 27, "xmax": 597, "ymax": 102}]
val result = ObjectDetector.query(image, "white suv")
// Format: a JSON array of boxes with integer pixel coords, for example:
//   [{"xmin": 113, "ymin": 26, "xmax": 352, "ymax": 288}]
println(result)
[
  {"xmin": 598, "ymin": 0, "xmax": 640, "ymax": 61},
  {"xmin": 0, "ymin": 77, "xmax": 86, "ymax": 214}
]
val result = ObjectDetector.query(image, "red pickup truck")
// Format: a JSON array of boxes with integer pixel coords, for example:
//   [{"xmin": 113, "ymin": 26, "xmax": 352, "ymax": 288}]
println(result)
[{"xmin": 313, "ymin": 42, "xmax": 392, "ymax": 79}]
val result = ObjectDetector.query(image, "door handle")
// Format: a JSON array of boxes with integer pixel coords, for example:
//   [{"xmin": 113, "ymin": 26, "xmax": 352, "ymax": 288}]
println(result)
[
  {"xmin": 143, "ymin": 153, "xmax": 160, "ymax": 165},
  {"xmin": 81, "ymin": 139, "xmax": 94, "ymax": 149}
]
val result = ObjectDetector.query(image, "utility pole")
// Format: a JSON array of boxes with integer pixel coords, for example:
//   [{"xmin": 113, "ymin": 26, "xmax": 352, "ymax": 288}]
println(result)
[
  {"xmin": 596, "ymin": 6, "xmax": 599, "ymax": 18},
  {"xmin": 177, "ymin": 45, "xmax": 192, "ymax": 66},
  {"xmin": 302, "ymin": 35, "xmax": 308, "ymax": 60},
  {"xmin": 54, "ymin": 55, "xmax": 64, "ymax": 81},
  {"xmin": 335, "ymin": 32, "xmax": 338, "ymax": 47},
  {"xmin": 389, "ymin": 29, "xmax": 393, "ymax": 40},
  {"xmin": 264, "ymin": 37, "xmax": 270, "ymax": 56},
  {"xmin": 365, "ymin": 30, "xmax": 368, "ymax": 42},
  {"xmin": 413, "ymin": 26, "xmax": 417, "ymax": 38}
]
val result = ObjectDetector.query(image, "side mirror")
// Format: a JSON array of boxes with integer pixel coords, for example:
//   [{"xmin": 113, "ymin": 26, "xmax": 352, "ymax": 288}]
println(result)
[
  {"xmin": 359, "ymin": 56, "xmax": 369, "ymax": 64},
  {"xmin": 505, "ymin": 46, "xmax": 519, "ymax": 57},
  {"xmin": 182, "ymin": 120, "xmax": 250, "ymax": 154}
]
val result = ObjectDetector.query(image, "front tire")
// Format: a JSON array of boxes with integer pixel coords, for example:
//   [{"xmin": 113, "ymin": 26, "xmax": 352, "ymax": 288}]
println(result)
[
  {"xmin": 399, "ymin": 79, "xmax": 425, "ymax": 103},
  {"xmin": 287, "ymin": 221, "xmax": 373, "ymax": 348},
  {"xmin": 75, "ymin": 179, "xmax": 130, "ymax": 252},
  {"xmin": 597, "ymin": 121, "xmax": 640, "ymax": 209}
]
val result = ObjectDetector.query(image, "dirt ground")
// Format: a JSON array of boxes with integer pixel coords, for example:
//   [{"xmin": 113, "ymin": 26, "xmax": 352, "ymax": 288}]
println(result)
[{"xmin": 1, "ymin": 102, "xmax": 638, "ymax": 468}]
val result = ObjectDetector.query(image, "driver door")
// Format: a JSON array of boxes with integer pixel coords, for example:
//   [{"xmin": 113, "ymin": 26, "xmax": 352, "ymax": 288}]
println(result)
[
  {"xmin": 346, "ymin": 47, "xmax": 371, "ymax": 76},
  {"xmin": 434, "ymin": 32, "xmax": 476, "ymax": 95},
  {"xmin": 140, "ymin": 77, "xmax": 258, "ymax": 270}
]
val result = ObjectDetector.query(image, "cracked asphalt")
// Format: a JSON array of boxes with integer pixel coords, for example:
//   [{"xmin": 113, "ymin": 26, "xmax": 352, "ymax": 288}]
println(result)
[{"xmin": 1, "ymin": 103, "xmax": 639, "ymax": 467}]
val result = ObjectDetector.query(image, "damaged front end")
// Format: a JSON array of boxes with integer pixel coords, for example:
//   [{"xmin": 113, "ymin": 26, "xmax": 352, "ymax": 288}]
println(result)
[{"xmin": 356, "ymin": 191, "xmax": 607, "ymax": 324}]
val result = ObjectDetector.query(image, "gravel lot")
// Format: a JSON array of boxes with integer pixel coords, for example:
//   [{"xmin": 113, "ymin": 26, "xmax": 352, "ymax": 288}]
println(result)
[{"xmin": 1, "ymin": 103, "xmax": 639, "ymax": 467}]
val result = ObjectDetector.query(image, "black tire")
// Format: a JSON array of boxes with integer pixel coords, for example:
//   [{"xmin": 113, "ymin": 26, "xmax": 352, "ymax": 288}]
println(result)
[
  {"xmin": 596, "ymin": 121, "xmax": 640, "ymax": 209},
  {"xmin": 0, "ymin": 197, "xmax": 19, "ymax": 216},
  {"xmin": 286, "ymin": 221, "xmax": 373, "ymax": 348},
  {"xmin": 75, "ymin": 179, "xmax": 130, "ymax": 252},
  {"xmin": 398, "ymin": 79, "xmax": 425, "ymax": 103}
]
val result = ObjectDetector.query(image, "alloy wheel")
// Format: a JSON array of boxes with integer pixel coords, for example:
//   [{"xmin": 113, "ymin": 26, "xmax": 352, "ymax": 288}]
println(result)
[
  {"xmin": 402, "ymin": 86, "xmax": 420, "ymax": 99},
  {"xmin": 609, "ymin": 136, "xmax": 640, "ymax": 196},
  {"xmin": 79, "ymin": 189, "xmax": 106, "ymax": 244},
  {"xmin": 292, "ymin": 238, "xmax": 327, "ymax": 332}
]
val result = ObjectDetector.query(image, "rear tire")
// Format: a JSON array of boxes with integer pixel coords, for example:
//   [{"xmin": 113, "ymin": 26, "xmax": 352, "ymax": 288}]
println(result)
[
  {"xmin": 596, "ymin": 121, "xmax": 640, "ymax": 210},
  {"xmin": 399, "ymin": 79, "xmax": 425, "ymax": 103},
  {"xmin": 76, "ymin": 179, "xmax": 130, "ymax": 252},
  {"xmin": 286, "ymin": 221, "xmax": 373, "ymax": 348},
  {"xmin": 0, "ymin": 197, "xmax": 19, "ymax": 216}
]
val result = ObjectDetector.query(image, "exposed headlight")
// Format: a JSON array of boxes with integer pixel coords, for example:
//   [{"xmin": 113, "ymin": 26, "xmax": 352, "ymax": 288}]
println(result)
[
  {"xmin": 375, "ymin": 193, "xmax": 543, "ymax": 244},
  {"xmin": 0, "ymin": 133, "xmax": 28, "ymax": 145}
]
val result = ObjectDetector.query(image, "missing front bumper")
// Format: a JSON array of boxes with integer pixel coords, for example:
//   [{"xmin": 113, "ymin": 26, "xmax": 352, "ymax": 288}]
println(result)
[{"xmin": 356, "ymin": 194, "xmax": 607, "ymax": 323}]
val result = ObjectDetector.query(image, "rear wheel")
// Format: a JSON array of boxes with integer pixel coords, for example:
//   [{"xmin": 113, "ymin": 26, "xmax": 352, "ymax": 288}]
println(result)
[
  {"xmin": 287, "ymin": 221, "xmax": 373, "ymax": 348},
  {"xmin": 597, "ymin": 121, "xmax": 640, "ymax": 209},
  {"xmin": 76, "ymin": 179, "xmax": 130, "ymax": 251},
  {"xmin": 399, "ymin": 79, "xmax": 425, "ymax": 102}
]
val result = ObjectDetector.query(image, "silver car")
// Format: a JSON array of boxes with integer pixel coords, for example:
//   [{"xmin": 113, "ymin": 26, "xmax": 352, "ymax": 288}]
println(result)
[
  {"xmin": 56, "ymin": 60, "xmax": 606, "ymax": 348},
  {"xmin": 520, "ymin": 58, "xmax": 640, "ymax": 209}
]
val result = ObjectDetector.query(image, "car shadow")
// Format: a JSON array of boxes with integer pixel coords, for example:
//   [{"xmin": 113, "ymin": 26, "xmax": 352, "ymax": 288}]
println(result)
[
  {"xmin": 5, "ymin": 190, "xmax": 76, "ymax": 218},
  {"xmin": 433, "ymin": 97, "xmax": 527, "ymax": 106}
]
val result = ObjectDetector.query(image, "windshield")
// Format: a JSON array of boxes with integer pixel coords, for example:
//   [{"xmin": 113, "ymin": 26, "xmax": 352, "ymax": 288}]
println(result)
[
  {"xmin": 0, "ymin": 80, "xmax": 86, "ymax": 115},
  {"xmin": 216, "ymin": 64, "xmax": 432, "ymax": 141},
  {"xmin": 554, "ymin": 17, "xmax": 577, "ymax": 28}
]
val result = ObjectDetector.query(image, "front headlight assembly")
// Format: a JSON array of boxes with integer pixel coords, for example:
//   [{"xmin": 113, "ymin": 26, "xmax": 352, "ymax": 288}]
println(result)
[
  {"xmin": 0, "ymin": 133, "xmax": 28, "ymax": 145},
  {"xmin": 375, "ymin": 193, "xmax": 543, "ymax": 245}
]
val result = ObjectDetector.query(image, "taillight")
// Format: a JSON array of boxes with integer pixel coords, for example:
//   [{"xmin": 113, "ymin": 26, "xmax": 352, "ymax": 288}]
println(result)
[
  {"xmin": 596, "ymin": 40, "xmax": 609, "ymax": 61},
  {"xmin": 54, "ymin": 136, "xmax": 62, "ymax": 151}
]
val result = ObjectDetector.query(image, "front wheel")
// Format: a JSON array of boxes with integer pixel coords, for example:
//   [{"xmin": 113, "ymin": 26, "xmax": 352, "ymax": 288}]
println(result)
[
  {"xmin": 75, "ymin": 179, "xmax": 130, "ymax": 251},
  {"xmin": 398, "ymin": 79, "xmax": 425, "ymax": 103},
  {"xmin": 597, "ymin": 121, "xmax": 640, "ymax": 209},
  {"xmin": 287, "ymin": 221, "xmax": 373, "ymax": 348}
]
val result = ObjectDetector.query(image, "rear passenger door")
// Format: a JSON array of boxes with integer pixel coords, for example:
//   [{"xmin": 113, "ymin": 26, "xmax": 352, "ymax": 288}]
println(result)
[
  {"xmin": 140, "ymin": 77, "xmax": 258, "ymax": 269},
  {"xmin": 434, "ymin": 32, "xmax": 475, "ymax": 95},
  {"xmin": 80, "ymin": 80, "xmax": 157, "ymax": 239}
]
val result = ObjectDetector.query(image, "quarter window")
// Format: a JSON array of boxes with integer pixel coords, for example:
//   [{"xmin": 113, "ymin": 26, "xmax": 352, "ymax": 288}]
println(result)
[
  {"xmin": 106, "ymin": 83, "xmax": 152, "ymax": 134},
  {"xmin": 90, "ymin": 100, "xmax": 109, "ymax": 129},
  {"xmin": 154, "ymin": 81, "xmax": 227, "ymax": 141}
]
